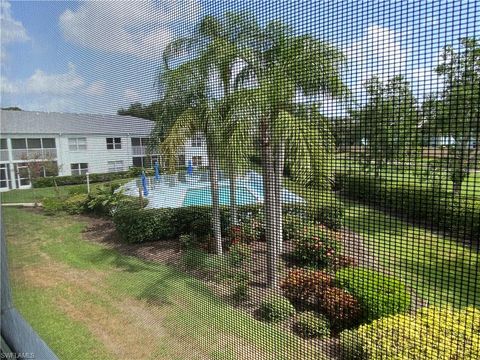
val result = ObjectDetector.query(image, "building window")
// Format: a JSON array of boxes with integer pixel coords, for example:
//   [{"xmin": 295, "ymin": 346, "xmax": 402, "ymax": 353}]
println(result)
[
  {"xmin": 191, "ymin": 135, "xmax": 203, "ymax": 147},
  {"xmin": 71, "ymin": 163, "xmax": 88, "ymax": 176},
  {"xmin": 107, "ymin": 160, "xmax": 124, "ymax": 172},
  {"xmin": 11, "ymin": 138, "xmax": 27, "ymax": 149},
  {"xmin": 106, "ymin": 137, "xmax": 122, "ymax": 149},
  {"xmin": 192, "ymin": 156, "xmax": 202, "ymax": 166},
  {"xmin": 68, "ymin": 137, "xmax": 87, "ymax": 151},
  {"xmin": 42, "ymin": 138, "xmax": 56, "ymax": 149}
]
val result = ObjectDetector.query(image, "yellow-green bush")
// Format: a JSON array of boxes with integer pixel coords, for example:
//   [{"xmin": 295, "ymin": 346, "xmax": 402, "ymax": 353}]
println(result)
[{"xmin": 340, "ymin": 306, "xmax": 480, "ymax": 360}]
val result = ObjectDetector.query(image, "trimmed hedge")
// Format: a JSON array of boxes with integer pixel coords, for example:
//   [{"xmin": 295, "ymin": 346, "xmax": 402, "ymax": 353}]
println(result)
[
  {"xmin": 113, "ymin": 205, "xmax": 231, "ymax": 243},
  {"xmin": 259, "ymin": 294, "xmax": 296, "ymax": 322},
  {"xmin": 338, "ymin": 173, "xmax": 480, "ymax": 239},
  {"xmin": 335, "ymin": 267, "xmax": 411, "ymax": 322},
  {"xmin": 32, "ymin": 170, "xmax": 134, "ymax": 188},
  {"xmin": 340, "ymin": 306, "xmax": 480, "ymax": 360}
]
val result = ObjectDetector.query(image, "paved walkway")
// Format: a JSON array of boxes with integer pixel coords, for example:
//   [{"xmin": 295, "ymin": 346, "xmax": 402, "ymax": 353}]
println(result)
[{"xmin": 1, "ymin": 202, "xmax": 41, "ymax": 207}]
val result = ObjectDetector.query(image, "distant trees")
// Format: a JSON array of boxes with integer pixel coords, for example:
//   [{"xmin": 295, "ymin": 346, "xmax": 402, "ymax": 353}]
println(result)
[
  {"xmin": 1, "ymin": 106, "xmax": 22, "ymax": 111},
  {"xmin": 425, "ymin": 37, "xmax": 480, "ymax": 194},
  {"xmin": 351, "ymin": 75, "xmax": 420, "ymax": 175}
]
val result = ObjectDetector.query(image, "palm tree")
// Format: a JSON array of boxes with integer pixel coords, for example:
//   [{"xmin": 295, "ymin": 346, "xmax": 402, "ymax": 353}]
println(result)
[
  {"xmin": 230, "ymin": 22, "xmax": 349, "ymax": 287},
  {"xmin": 156, "ymin": 13, "xmax": 259, "ymax": 253}
]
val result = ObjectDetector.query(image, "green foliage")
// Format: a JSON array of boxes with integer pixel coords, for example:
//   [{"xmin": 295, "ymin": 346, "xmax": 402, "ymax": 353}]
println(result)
[
  {"xmin": 351, "ymin": 75, "xmax": 420, "ymax": 167},
  {"xmin": 335, "ymin": 267, "xmax": 411, "ymax": 322},
  {"xmin": 259, "ymin": 294, "xmax": 296, "ymax": 322},
  {"xmin": 113, "ymin": 205, "xmax": 257, "ymax": 244},
  {"xmin": 339, "ymin": 330, "xmax": 366, "ymax": 360},
  {"xmin": 293, "ymin": 311, "xmax": 330, "ymax": 338},
  {"xmin": 31, "ymin": 171, "xmax": 133, "ymax": 188},
  {"xmin": 338, "ymin": 173, "xmax": 480, "ymax": 239},
  {"xmin": 341, "ymin": 306, "xmax": 480, "ymax": 360},
  {"xmin": 292, "ymin": 224, "xmax": 341, "ymax": 269},
  {"xmin": 42, "ymin": 197, "xmax": 65, "ymax": 215},
  {"xmin": 64, "ymin": 194, "xmax": 88, "ymax": 215},
  {"xmin": 113, "ymin": 208, "xmax": 176, "ymax": 243},
  {"xmin": 181, "ymin": 248, "xmax": 210, "ymax": 270},
  {"xmin": 85, "ymin": 184, "xmax": 126, "ymax": 216},
  {"xmin": 282, "ymin": 214, "xmax": 302, "ymax": 241},
  {"xmin": 227, "ymin": 243, "xmax": 252, "ymax": 267}
]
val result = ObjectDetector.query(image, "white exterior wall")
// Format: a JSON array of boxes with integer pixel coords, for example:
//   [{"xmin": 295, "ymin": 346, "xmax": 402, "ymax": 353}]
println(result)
[
  {"xmin": 57, "ymin": 135, "xmax": 134, "ymax": 175},
  {"xmin": 182, "ymin": 135, "xmax": 209, "ymax": 167}
]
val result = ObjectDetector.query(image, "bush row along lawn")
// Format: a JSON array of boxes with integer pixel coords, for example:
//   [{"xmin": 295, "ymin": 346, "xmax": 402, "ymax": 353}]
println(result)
[
  {"xmin": 3, "ymin": 207, "xmax": 307, "ymax": 360},
  {"xmin": 284, "ymin": 180, "xmax": 480, "ymax": 308},
  {"xmin": 333, "ymin": 157, "xmax": 480, "ymax": 198},
  {"xmin": 0, "ymin": 178, "xmax": 131, "ymax": 204}
]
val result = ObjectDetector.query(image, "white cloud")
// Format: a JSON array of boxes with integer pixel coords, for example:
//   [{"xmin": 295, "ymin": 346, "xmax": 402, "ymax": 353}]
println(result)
[
  {"xmin": 0, "ymin": 1, "xmax": 29, "ymax": 44},
  {"xmin": 345, "ymin": 25, "xmax": 407, "ymax": 85},
  {"xmin": 24, "ymin": 63, "xmax": 85, "ymax": 95},
  {"xmin": 83, "ymin": 80, "xmax": 106, "ymax": 96},
  {"xmin": 1, "ymin": 0, "xmax": 30, "ymax": 62},
  {"xmin": 123, "ymin": 88, "xmax": 141, "ymax": 103},
  {"xmin": 59, "ymin": 0, "xmax": 200, "ymax": 58}
]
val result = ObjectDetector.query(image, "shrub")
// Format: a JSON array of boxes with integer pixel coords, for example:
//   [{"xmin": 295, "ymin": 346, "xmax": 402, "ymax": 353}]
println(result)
[
  {"xmin": 42, "ymin": 197, "xmax": 65, "ymax": 215},
  {"xmin": 332, "ymin": 255, "xmax": 357, "ymax": 270},
  {"xmin": 181, "ymin": 248, "xmax": 209, "ymax": 270},
  {"xmin": 239, "ymin": 215, "xmax": 264, "ymax": 243},
  {"xmin": 64, "ymin": 194, "xmax": 88, "ymax": 214},
  {"xmin": 283, "ymin": 214, "xmax": 303, "ymax": 241},
  {"xmin": 339, "ymin": 329, "xmax": 366, "ymax": 360},
  {"xmin": 294, "ymin": 311, "xmax": 330, "ymax": 338},
  {"xmin": 227, "ymin": 243, "xmax": 252, "ymax": 267},
  {"xmin": 292, "ymin": 224, "xmax": 341, "ymax": 269},
  {"xmin": 337, "ymin": 173, "xmax": 480, "ymax": 240},
  {"xmin": 335, "ymin": 267, "xmax": 411, "ymax": 322},
  {"xmin": 113, "ymin": 208, "xmax": 175, "ymax": 243},
  {"xmin": 232, "ymin": 281, "xmax": 249, "ymax": 302},
  {"xmin": 340, "ymin": 306, "xmax": 480, "ymax": 360},
  {"xmin": 320, "ymin": 287, "xmax": 362, "ymax": 330},
  {"xmin": 259, "ymin": 294, "xmax": 296, "ymax": 322},
  {"xmin": 113, "ymin": 205, "xmax": 232, "ymax": 244},
  {"xmin": 280, "ymin": 268, "xmax": 333, "ymax": 303},
  {"xmin": 85, "ymin": 184, "xmax": 126, "ymax": 216},
  {"xmin": 31, "ymin": 170, "xmax": 133, "ymax": 188}
]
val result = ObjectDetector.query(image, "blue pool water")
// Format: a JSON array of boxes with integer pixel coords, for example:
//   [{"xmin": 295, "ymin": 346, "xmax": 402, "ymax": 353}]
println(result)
[{"xmin": 183, "ymin": 185, "xmax": 257, "ymax": 206}]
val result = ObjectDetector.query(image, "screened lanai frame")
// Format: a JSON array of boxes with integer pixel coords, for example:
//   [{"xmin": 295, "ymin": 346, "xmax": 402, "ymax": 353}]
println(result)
[{"xmin": 1, "ymin": 1, "xmax": 479, "ymax": 359}]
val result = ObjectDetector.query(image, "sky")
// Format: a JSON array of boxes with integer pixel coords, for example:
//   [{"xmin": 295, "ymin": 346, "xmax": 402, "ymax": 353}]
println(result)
[{"xmin": 1, "ymin": 0, "xmax": 479, "ymax": 116}]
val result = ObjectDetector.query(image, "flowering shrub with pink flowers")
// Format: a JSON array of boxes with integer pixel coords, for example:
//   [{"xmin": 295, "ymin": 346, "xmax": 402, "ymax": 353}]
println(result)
[{"xmin": 292, "ymin": 224, "xmax": 341, "ymax": 269}]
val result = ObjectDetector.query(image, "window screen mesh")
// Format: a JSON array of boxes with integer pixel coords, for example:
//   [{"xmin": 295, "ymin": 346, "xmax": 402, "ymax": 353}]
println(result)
[{"xmin": 1, "ymin": 1, "xmax": 479, "ymax": 359}]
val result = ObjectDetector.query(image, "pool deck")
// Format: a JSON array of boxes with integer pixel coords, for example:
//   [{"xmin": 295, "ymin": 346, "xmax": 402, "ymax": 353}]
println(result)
[{"xmin": 121, "ymin": 172, "xmax": 304, "ymax": 209}]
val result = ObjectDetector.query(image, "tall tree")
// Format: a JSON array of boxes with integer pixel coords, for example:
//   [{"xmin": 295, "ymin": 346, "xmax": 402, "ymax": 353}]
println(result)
[
  {"xmin": 433, "ymin": 37, "xmax": 480, "ymax": 193},
  {"xmin": 232, "ymin": 22, "xmax": 348, "ymax": 287},
  {"xmin": 352, "ymin": 75, "xmax": 419, "ymax": 176}
]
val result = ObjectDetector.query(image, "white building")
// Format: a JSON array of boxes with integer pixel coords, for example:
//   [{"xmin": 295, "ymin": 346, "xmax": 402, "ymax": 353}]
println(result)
[{"xmin": 0, "ymin": 110, "xmax": 208, "ymax": 191}]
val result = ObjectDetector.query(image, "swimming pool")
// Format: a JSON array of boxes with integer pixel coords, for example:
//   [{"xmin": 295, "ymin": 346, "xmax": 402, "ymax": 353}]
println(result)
[
  {"xmin": 120, "ymin": 170, "xmax": 304, "ymax": 208},
  {"xmin": 183, "ymin": 185, "xmax": 257, "ymax": 206}
]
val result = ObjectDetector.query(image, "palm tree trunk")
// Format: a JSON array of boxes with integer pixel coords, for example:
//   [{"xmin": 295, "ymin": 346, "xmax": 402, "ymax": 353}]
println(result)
[
  {"xmin": 261, "ymin": 117, "xmax": 278, "ymax": 288},
  {"xmin": 228, "ymin": 162, "xmax": 238, "ymax": 226},
  {"xmin": 207, "ymin": 143, "xmax": 223, "ymax": 255},
  {"xmin": 274, "ymin": 140, "xmax": 285, "ymax": 255}
]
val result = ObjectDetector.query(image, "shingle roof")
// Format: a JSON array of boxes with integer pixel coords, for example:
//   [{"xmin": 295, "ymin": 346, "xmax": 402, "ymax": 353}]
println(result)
[{"xmin": 0, "ymin": 110, "xmax": 156, "ymax": 136}]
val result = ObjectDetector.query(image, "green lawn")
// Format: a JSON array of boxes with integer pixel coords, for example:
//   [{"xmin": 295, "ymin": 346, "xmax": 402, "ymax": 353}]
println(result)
[
  {"xmin": 341, "ymin": 199, "xmax": 479, "ymax": 307},
  {"xmin": 0, "ymin": 179, "xmax": 131, "ymax": 204},
  {"xmin": 4, "ymin": 208, "xmax": 308, "ymax": 360},
  {"xmin": 284, "ymin": 180, "xmax": 479, "ymax": 308}
]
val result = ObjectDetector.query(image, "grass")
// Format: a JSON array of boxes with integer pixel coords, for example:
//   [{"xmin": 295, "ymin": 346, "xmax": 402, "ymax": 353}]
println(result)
[
  {"xmin": 0, "ymin": 179, "xmax": 130, "ymax": 204},
  {"xmin": 284, "ymin": 179, "xmax": 479, "ymax": 308},
  {"xmin": 340, "ymin": 199, "xmax": 480, "ymax": 308},
  {"xmin": 4, "ymin": 208, "xmax": 309, "ymax": 360}
]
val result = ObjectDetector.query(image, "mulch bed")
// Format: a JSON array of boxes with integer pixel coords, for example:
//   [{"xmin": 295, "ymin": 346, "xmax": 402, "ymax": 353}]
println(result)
[{"xmin": 78, "ymin": 214, "xmax": 425, "ymax": 359}]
